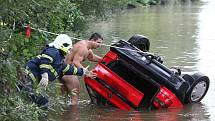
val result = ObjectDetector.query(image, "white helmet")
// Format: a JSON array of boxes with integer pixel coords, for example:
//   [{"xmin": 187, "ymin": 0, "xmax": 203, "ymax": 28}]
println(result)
[{"xmin": 49, "ymin": 34, "xmax": 72, "ymax": 54}]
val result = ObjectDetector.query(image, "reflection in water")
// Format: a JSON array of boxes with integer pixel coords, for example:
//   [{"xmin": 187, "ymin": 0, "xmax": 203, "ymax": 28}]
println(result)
[
  {"xmin": 60, "ymin": 102, "xmax": 210, "ymax": 121},
  {"xmin": 180, "ymin": 103, "xmax": 210, "ymax": 121},
  {"xmin": 61, "ymin": 105, "xmax": 80, "ymax": 121},
  {"xmin": 197, "ymin": 0, "xmax": 215, "ymax": 120},
  {"xmin": 61, "ymin": 103, "xmax": 210, "ymax": 121},
  {"xmin": 49, "ymin": 1, "xmax": 215, "ymax": 121}
]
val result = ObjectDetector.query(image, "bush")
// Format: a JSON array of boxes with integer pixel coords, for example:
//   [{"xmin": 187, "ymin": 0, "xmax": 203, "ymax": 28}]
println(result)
[
  {"xmin": 0, "ymin": 0, "xmax": 84, "ymax": 120},
  {"xmin": 0, "ymin": 93, "xmax": 46, "ymax": 121}
]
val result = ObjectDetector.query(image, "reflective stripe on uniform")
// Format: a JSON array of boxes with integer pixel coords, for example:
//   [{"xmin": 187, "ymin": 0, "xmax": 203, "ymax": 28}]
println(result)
[
  {"xmin": 29, "ymin": 73, "xmax": 37, "ymax": 83},
  {"xmin": 36, "ymin": 54, "xmax": 53, "ymax": 63},
  {"xmin": 73, "ymin": 66, "xmax": 78, "ymax": 75},
  {"xmin": 36, "ymin": 55, "xmax": 41, "ymax": 59},
  {"xmin": 39, "ymin": 64, "xmax": 58, "ymax": 77},
  {"xmin": 25, "ymin": 69, "xmax": 37, "ymax": 83},
  {"xmin": 63, "ymin": 64, "xmax": 70, "ymax": 74}
]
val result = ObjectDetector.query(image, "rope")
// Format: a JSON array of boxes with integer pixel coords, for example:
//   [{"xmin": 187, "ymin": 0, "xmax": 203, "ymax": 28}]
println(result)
[
  {"xmin": 23, "ymin": 25, "xmax": 149, "ymax": 54},
  {"xmin": 23, "ymin": 25, "xmax": 82, "ymax": 41},
  {"xmin": 9, "ymin": 19, "xmax": 16, "ymax": 40},
  {"xmin": 24, "ymin": 25, "xmax": 215, "ymax": 56}
]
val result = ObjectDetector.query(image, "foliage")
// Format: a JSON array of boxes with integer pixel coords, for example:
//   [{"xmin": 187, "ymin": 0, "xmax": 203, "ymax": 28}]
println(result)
[
  {"xmin": 0, "ymin": 58, "xmax": 18, "ymax": 93},
  {"xmin": 0, "ymin": 0, "xmax": 84, "ymax": 120},
  {"xmin": 0, "ymin": 0, "xmax": 84, "ymax": 60},
  {"xmin": 0, "ymin": 93, "xmax": 46, "ymax": 121},
  {"xmin": 0, "ymin": 0, "xmax": 87, "ymax": 91}
]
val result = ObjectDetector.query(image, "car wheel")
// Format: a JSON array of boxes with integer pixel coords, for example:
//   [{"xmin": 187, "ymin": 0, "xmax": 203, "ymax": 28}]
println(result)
[
  {"xmin": 128, "ymin": 35, "xmax": 150, "ymax": 51},
  {"xmin": 184, "ymin": 73, "xmax": 209, "ymax": 103}
]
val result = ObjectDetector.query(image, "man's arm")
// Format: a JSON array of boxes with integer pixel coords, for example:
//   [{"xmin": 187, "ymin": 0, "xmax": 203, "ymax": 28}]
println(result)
[
  {"xmin": 87, "ymin": 49, "xmax": 102, "ymax": 62},
  {"xmin": 72, "ymin": 50, "xmax": 97, "ymax": 78}
]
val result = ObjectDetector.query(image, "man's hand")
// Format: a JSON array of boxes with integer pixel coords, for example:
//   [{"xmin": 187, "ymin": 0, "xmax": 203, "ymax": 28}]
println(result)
[
  {"xmin": 85, "ymin": 70, "xmax": 97, "ymax": 79},
  {"xmin": 38, "ymin": 72, "xmax": 49, "ymax": 88}
]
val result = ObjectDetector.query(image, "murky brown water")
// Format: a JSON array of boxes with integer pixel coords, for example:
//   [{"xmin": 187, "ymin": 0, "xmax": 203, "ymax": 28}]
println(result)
[{"xmin": 53, "ymin": 0, "xmax": 215, "ymax": 121}]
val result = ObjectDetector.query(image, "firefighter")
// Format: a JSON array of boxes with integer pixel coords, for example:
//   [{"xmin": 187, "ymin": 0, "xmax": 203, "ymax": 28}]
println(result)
[{"xmin": 17, "ymin": 34, "xmax": 91, "ymax": 107}]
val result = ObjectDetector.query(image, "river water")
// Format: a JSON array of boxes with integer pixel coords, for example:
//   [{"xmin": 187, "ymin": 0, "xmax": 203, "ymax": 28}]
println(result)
[{"xmin": 54, "ymin": 0, "xmax": 215, "ymax": 121}]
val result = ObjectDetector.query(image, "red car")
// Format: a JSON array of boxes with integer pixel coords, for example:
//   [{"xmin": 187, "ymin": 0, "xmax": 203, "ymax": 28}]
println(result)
[{"xmin": 84, "ymin": 35, "xmax": 210, "ymax": 110}]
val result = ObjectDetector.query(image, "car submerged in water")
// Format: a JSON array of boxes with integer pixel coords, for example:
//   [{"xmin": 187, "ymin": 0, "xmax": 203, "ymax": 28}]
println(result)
[{"xmin": 84, "ymin": 35, "xmax": 210, "ymax": 110}]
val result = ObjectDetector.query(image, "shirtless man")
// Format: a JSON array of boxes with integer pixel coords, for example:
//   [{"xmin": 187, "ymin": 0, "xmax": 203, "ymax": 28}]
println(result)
[{"xmin": 62, "ymin": 33, "xmax": 103, "ymax": 105}]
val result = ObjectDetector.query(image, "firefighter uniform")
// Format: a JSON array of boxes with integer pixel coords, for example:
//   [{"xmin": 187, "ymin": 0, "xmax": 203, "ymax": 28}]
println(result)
[{"xmin": 20, "ymin": 46, "xmax": 84, "ymax": 107}]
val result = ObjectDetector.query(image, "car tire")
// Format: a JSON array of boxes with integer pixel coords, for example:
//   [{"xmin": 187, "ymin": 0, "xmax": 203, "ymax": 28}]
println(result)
[
  {"xmin": 128, "ymin": 35, "xmax": 150, "ymax": 51},
  {"xmin": 184, "ymin": 73, "xmax": 210, "ymax": 103}
]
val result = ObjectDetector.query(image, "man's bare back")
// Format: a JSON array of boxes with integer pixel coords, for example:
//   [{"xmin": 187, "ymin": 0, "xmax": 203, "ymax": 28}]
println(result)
[{"xmin": 65, "ymin": 40, "xmax": 89, "ymax": 66}]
